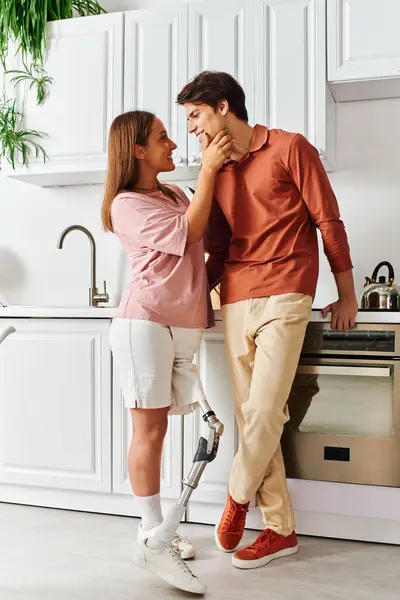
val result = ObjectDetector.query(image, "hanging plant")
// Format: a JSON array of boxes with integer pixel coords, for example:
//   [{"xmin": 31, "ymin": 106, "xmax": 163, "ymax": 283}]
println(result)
[
  {"xmin": 7, "ymin": 60, "xmax": 53, "ymax": 106},
  {"xmin": 0, "ymin": 0, "xmax": 106, "ymax": 169},
  {"xmin": 0, "ymin": 94, "xmax": 48, "ymax": 169}
]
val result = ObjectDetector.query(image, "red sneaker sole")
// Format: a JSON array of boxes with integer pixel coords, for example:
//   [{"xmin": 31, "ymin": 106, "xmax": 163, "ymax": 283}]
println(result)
[{"xmin": 232, "ymin": 544, "xmax": 299, "ymax": 569}]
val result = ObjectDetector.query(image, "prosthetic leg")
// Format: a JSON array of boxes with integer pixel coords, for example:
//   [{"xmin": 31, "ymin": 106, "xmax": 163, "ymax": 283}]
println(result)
[
  {"xmin": 154, "ymin": 396, "xmax": 224, "ymax": 543},
  {"xmin": 179, "ymin": 396, "xmax": 224, "ymax": 506}
]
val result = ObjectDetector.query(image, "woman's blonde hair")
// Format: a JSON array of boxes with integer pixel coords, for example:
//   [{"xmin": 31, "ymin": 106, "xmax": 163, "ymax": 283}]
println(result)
[{"xmin": 101, "ymin": 110, "xmax": 176, "ymax": 232}]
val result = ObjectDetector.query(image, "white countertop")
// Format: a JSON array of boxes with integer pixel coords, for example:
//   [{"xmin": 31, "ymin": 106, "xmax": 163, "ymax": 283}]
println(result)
[
  {"xmin": 1, "ymin": 306, "xmax": 400, "ymax": 324},
  {"xmin": 309, "ymin": 310, "xmax": 400, "ymax": 324},
  {"xmin": 0, "ymin": 306, "xmax": 118, "ymax": 319}
]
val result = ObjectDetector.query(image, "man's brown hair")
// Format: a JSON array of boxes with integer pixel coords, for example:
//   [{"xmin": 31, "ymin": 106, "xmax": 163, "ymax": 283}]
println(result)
[{"xmin": 177, "ymin": 71, "xmax": 248, "ymax": 122}]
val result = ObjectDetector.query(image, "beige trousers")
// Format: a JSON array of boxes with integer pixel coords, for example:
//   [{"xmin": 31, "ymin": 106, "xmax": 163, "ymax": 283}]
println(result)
[{"xmin": 222, "ymin": 293, "xmax": 312, "ymax": 536}]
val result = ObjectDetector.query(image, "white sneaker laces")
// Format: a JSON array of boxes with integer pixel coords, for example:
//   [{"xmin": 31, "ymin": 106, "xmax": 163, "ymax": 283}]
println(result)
[
  {"xmin": 172, "ymin": 532, "xmax": 188, "ymax": 547},
  {"xmin": 168, "ymin": 546, "xmax": 196, "ymax": 577}
]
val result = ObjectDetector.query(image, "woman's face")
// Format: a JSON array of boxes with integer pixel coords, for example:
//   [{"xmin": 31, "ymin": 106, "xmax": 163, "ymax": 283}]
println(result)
[{"xmin": 138, "ymin": 117, "xmax": 177, "ymax": 173}]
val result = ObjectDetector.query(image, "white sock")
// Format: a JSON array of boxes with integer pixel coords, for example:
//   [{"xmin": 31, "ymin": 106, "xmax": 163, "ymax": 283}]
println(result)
[
  {"xmin": 135, "ymin": 493, "xmax": 163, "ymax": 532},
  {"xmin": 153, "ymin": 504, "xmax": 186, "ymax": 545}
]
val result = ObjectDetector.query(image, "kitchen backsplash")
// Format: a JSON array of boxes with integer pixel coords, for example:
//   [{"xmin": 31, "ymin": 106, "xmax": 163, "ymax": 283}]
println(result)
[{"xmin": 0, "ymin": 98, "xmax": 399, "ymax": 308}]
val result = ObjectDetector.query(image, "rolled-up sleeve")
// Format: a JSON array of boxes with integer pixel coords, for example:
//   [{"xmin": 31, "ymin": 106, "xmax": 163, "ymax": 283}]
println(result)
[
  {"xmin": 287, "ymin": 134, "xmax": 353, "ymax": 274},
  {"xmin": 112, "ymin": 195, "xmax": 188, "ymax": 257}
]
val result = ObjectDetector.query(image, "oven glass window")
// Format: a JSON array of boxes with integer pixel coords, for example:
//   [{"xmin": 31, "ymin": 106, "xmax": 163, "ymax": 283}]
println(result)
[{"xmin": 287, "ymin": 365, "xmax": 394, "ymax": 437}]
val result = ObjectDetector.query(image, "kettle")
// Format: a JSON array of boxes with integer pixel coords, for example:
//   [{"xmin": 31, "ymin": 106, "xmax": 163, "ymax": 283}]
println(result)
[{"xmin": 360, "ymin": 261, "xmax": 400, "ymax": 310}]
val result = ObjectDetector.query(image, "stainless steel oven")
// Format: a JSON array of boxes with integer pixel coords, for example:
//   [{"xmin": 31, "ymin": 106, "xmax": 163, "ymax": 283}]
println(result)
[{"xmin": 282, "ymin": 323, "xmax": 400, "ymax": 487}]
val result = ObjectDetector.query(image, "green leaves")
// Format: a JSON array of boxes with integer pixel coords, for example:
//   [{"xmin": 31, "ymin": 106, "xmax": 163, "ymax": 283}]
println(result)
[
  {"xmin": 72, "ymin": 1, "xmax": 106, "ymax": 17},
  {"xmin": 0, "ymin": 95, "xmax": 48, "ymax": 169},
  {"xmin": 0, "ymin": 0, "xmax": 48, "ymax": 65},
  {"xmin": 7, "ymin": 60, "xmax": 53, "ymax": 105}
]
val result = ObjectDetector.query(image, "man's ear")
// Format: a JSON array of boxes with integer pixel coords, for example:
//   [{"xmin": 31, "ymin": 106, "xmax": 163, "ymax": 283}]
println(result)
[
  {"xmin": 134, "ymin": 145, "xmax": 145, "ymax": 160},
  {"xmin": 218, "ymin": 100, "xmax": 229, "ymax": 116}
]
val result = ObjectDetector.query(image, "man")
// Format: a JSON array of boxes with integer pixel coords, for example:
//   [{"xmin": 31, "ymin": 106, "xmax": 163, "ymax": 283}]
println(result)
[{"xmin": 177, "ymin": 71, "xmax": 358, "ymax": 570}]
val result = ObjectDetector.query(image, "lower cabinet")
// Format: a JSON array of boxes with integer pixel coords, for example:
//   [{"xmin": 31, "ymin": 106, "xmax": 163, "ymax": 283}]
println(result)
[{"xmin": 0, "ymin": 318, "xmax": 112, "ymax": 493}]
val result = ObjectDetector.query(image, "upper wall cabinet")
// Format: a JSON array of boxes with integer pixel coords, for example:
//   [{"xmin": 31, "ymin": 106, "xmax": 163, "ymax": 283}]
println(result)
[
  {"xmin": 255, "ymin": 0, "xmax": 334, "ymax": 168},
  {"xmin": 124, "ymin": 6, "xmax": 189, "ymax": 170},
  {"xmin": 3, "ymin": 0, "xmax": 336, "ymax": 186},
  {"xmin": 4, "ymin": 13, "xmax": 124, "ymax": 186},
  {"xmin": 187, "ymin": 0, "xmax": 256, "ymax": 165},
  {"xmin": 327, "ymin": 0, "xmax": 400, "ymax": 101}
]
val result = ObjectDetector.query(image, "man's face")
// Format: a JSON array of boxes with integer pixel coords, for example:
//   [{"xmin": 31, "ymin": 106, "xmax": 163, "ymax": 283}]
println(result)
[{"xmin": 184, "ymin": 102, "xmax": 227, "ymax": 146}]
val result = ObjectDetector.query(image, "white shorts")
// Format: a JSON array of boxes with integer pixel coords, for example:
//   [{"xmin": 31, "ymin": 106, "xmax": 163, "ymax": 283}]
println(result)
[{"xmin": 109, "ymin": 318, "xmax": 207, "ymax": 415}]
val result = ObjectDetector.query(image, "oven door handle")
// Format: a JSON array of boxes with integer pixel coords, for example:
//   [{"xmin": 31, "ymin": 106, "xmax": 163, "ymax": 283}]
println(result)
[{"xmin": 296, "ymin": 365, "xmax": 391, "ymax": 377}]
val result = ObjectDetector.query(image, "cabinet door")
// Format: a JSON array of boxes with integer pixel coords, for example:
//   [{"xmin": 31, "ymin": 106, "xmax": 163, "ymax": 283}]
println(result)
[
  {"xmin": 184, "ymin": 330, "xmax": 239, "ymax": 525},
  {"xmin": 187, "ymin": 0, "xmax": 255, "ymax": 165},
  {"xmin": 112, "ymin": 376, "xmax": 184, "ymax": 505},
  {"xmin": 0, "ymin": 319, "xmax": 112, "ymax": 492},
  {"xmin": 6, "ymin": 13, "xmax": 123, "ymax": 185},
  {"xmin": 328, "ymin": 0, "xmax": 400, "ymax": 81},
  {"xmin": 124, "ymin": 6, "xmax": 188, "ymax": 168},
  {"xmin": 255, "ymin": 0, "xmax": 333, "ymax": 164}
]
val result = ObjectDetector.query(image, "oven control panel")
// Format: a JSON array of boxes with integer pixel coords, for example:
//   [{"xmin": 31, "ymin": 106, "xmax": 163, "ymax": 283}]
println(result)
[{"xmin": 302, "ymin": 326, "xmax": 397, "ymax": 355}]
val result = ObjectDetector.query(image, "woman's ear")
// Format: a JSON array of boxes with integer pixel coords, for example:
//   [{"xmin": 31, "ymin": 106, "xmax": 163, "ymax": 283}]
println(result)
[{"xmin": 134, "ymin": 145, "xmax": 145, "ymax": 160}]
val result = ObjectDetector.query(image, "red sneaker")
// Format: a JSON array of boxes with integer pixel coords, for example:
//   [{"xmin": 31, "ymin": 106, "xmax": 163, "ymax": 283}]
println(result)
[
  {"xmin": 215, "ymin": 494, "xmax": 249, "ymax": 553},
  {"xmin": 232, "ymin": 528, "xmax": 298, "ymax": 569}
]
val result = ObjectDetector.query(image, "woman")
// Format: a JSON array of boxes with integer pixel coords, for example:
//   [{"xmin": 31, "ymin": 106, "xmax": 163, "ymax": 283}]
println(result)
[{"xmin": 101, "ymin": 110, "xmax": 231, "ymax": 595}]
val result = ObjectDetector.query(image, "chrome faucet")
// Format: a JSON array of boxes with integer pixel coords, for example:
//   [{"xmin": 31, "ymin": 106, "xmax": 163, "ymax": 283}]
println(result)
[{"xmin": 57, "ymin": 225, "xmax": 109, "ymax": 307}]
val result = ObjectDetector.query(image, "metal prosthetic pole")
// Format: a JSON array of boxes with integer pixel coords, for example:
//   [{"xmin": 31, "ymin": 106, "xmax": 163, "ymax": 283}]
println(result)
[{"xmin": 178, "ymin": 396, "xmax": 224, "ymax": 507}]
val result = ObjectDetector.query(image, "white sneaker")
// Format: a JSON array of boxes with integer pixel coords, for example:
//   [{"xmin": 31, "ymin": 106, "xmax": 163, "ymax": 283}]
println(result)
[
  {"xmin": 173, "ymin": 531, "xmax": 196, "ymax": 560},
  {"xmin": 139, "ymin": 522, "xmax": 196, "ymax": 560},
  {"xmin": 134, "ymin": 525, "xmax": 206, "ymax": 595}
]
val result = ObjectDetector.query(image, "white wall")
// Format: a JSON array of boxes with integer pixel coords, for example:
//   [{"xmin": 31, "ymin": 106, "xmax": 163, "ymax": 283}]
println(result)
[
  {"xmin": 0, "ymin": 98, "xmax": 399, "ymax": 308},
  {"xmin": 314, "ymin": 97, "xmax": 400, "ymax": 308}
]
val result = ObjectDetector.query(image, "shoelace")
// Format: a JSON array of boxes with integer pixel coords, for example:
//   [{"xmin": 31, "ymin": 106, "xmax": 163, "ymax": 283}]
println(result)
[
  {"xmin": 172, "ymin": 532, "xmax": 189, "ymax": 549},
  {"xmin": 168, "ymin": 547, "xmax": 197, "ymax": 578},
  {"xmin": 247, "ymin": 529, "xmax": 280, "ymax": 551},
  {"xmin": 224, "ymin": 500, "xmax": 249, "ymax": 531}
]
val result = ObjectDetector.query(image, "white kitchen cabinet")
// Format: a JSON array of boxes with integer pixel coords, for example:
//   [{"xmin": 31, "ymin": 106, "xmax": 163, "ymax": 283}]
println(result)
[
  {"xmin": 124, "ymin": 6, "xmax": 190, "ymax": 170},
  {"xmin": 112, "ymin": 376, "xmax": 184, "ymax": 505},
  {"xmin": 187, "ymin": 0, "xmax": 256, "ymax": 165},
  {"xmin": 255, "ymin": 0, "xmax": 334, "ymax": 168},
  {"xmin": 328, "ymin": 0, "xmax": 400, "ymax": 82},
  {"xmin": 0, "ymin": 319, "xmax": 112, "ymax": 492},
  {"xmin": 2, "ymin": 0, "xmax": 338, "ymax": 185},
  {"xmin": 184, "ymin": 328, "xmax": 239, "ymax": 525},
  {"xmin": 5, "ymin": 13, "xmax": 124, "ymax": 186}
]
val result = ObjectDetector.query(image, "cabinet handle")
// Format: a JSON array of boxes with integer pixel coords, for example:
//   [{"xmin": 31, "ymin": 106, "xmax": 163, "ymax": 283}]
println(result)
[
  {"xmin": 297, "ymin": 365, "xmax": 391, "ymax": 378},
  {"xmin": 174, "ymin": 155, "xmax": 183, "ymax": 164},
  {"xmin": 188, "ymin": 154, "xmax": 197, "ymax": 164},
  {"xmin": 317, "ymin": 148, "xmax": 324, "ymax": 157}
]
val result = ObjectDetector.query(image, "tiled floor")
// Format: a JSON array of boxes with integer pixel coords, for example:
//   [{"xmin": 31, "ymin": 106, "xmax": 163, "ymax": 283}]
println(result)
[{"xmin": 1, "ymin": 502, "xmax": 400, "ymax": 599}]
